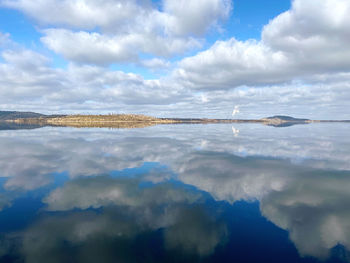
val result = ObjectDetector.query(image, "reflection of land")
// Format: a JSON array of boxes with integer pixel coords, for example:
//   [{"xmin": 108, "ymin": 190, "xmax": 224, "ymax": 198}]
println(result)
[
  {"xmin": 48, "ymin": 121, "xmax": 158, "ymax": 129},
  {"xmin": 1, "ymin": 120, "xmax": 158, "ymax": 129},
  {"xmin": 0, "ymin": 121, "xmax": 42, "ymax": 130}
]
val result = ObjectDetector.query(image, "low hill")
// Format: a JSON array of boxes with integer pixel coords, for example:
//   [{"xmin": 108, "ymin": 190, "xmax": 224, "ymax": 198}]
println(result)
[
  {"xmin": 265, "ymin": 115, "xmax": 310, "ymax": 122},
  {"xmin": 261, "ymin": 115, "xmax": 311, "ymax": 127},
  {"xmin": 0, "ymin": 111, "xmax": 46, "ymax": 120}
]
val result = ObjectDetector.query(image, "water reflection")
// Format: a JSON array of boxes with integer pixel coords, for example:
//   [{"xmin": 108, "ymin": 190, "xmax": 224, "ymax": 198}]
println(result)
[
  {"xmin": 1, "ymin": 175, "xmax": 228, "ymax": 262},
  {"xmin": 261, "ymin": 171, "xmax": 350, "ymax": 259},
  {"xmin": 231, "ymin": 126, "xmax": 240, "ymax": 137},
  {"xmin": 0, "ymin": 123, "xmax": 349, "ymax": 262},
  {"xmin": 21, "ymin": 179, "xmax": 227, "ymax": 262}
]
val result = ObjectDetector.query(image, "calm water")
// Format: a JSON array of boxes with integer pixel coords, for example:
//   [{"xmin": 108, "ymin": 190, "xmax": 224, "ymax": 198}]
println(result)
[{"xmin": 0, "ymin": 123, "xmax": 350, "ymax": 263}]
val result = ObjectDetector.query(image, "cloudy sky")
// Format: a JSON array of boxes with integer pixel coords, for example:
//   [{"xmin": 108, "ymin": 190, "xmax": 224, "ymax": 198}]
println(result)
[{"xmin": 0, "ymin": 0, "xmax": 349, "ymax": 119}]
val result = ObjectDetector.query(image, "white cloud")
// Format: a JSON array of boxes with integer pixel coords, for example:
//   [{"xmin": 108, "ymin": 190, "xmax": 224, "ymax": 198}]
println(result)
[
  {"xmin": 0, "ymin": 49, "xmax": 61, "ymax": 101},
  {"xmin": 0, "ymin": 48, "xmax": 187, "ymax": 110},
  {"xmin": 2, "ymin": 49, "xmax": 50, "ymax": 70},
  {"xmin": 1, "ymin": 0, "xmax": 146, "ymax": 30},
  {"xmin": 2, "ymin": 0, "xmax": 231, "ymax": 36},
  {"xmin": 162, "ymin": 0, "xmax": 232, "ymax": 36},
  {"xmin": 1, "ymin": 45, "xmax": 350, "ymax": 118},
  {"xmin": 41, "ymin": 29, "xmax": 139, "ymax": 64},
  {"xmin": 176, "ymin": 38, "xmax": 290, "ymax": 89},
  {"xmin": 41, "ymin": 29, "xmax": 201, "ymax": 64},
  {"xmin": 2, "ymin": 0, "xmax": 231, "ymax": 64},
  {"xmin": 262, "ymin": 0, "xmax": 350, "ymax": 54},
  {"xmin": 176, "ymin": 0, "xmax": 350, "ymax": 89}
]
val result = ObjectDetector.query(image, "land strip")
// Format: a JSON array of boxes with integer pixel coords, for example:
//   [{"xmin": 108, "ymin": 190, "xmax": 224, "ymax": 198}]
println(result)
[{"xmin": 1, "ymin": 111, "xmax": 349, "ymax": 129}]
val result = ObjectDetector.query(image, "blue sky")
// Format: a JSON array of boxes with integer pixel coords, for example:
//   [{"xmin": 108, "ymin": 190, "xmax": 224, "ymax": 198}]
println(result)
[
  {"xmin": 216, "ymin": 0, "xmax": 291, "ymax": 40},
  {"xmin": 0, "ymin": 0, "xmax": 349, "ymax": 119}
]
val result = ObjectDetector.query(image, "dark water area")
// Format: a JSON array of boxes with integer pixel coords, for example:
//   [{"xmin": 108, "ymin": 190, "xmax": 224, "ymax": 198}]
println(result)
[{"xmin": 0, "ymin": 123, "xmax": 350, "ymax": 263}]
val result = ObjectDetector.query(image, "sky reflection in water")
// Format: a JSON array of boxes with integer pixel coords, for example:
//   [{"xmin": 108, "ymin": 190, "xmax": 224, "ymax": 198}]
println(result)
[{"xmin": 0, "ymin": 123, "xmax": 350, "ymax": 263}]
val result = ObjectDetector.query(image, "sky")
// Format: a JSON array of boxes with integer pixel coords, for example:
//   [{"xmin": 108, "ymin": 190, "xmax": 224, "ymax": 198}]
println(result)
[{"xmin": 0, "ymin": 0, "xmax": 349, "ymax": 119}]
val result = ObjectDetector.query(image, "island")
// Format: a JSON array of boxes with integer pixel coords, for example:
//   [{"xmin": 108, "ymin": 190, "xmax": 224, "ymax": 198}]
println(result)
[{"xmin": 0, "ymin": 111, "xmax": 349, "ymax": 129}]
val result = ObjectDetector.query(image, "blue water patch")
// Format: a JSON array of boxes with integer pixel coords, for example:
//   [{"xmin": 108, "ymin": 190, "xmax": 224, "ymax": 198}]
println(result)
[
  {"xmin": 0, "ymin": 171, "xmax": 70, "ymax": 233},
  {"xmin": 0, "ymin": 195, "xmax": 44, "ymax": 233}
]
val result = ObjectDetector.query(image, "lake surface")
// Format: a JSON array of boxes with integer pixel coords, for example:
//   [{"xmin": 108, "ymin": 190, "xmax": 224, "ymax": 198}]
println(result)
[{"xmin": 0, "ymin": 123, "xmax": 350, "ymax": 263}]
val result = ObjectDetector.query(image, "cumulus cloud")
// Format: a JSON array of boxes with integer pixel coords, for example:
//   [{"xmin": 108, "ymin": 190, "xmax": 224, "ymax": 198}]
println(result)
[
  {"xmin": 0, "ymin": 49, "xmax": 65, "ymax": 102},
  {"xmin": 2, "ymin": 43, "xmax": 349, "ymax": 118},
  {"xmin": 162, "ymin": 0, "xmax": 231, "ymax": 36},
  {"xmin": 41, "ymin": 29, "xmax": 139, "ymax": 64},
  {"xmin": 262, "ymin": 0, "xmax": 350, "ymax": 56},
  {"xmin": 2, "ymin": 0, "xmax": 231, "ymax": 64},
  {"xmin": 206, "ymin": 80, "xmax": 350, "ymax": 120},
  {"xmin": 1, "ymin": 0, "xmax": 231, "ymax": 36},
  {"xmin": 41, "ymin": 29, "xmax": 201, "ymax": 65},
  {"xmin": 176, "ymin": 39, "xmax": 290, "ymax": 89},
  {"xmin": 1, "ymin": 0, "xmax": 143, "ymax": 30},
  {"xmin": 175, "ymin": 0, "xmax": 350, "ymax": 89},
  {"xmin": 0, "ymin": 48, "xmax": 188, "ymax": 111},
  {"xmin": 2, "ymin": 49, "xmax": 50, "ymax": 70}
]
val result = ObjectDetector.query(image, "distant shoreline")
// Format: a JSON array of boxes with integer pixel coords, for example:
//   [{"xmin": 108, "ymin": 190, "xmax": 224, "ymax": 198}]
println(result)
[{"xmin": 1, "ymin": 111, "xmax": 349, "ymax": 129}]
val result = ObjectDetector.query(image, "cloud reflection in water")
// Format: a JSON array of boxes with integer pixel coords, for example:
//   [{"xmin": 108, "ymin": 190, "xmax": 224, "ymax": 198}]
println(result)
[{"xmin": 0, "ymin": 123, "xmax": 349, "ymax": 262}]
